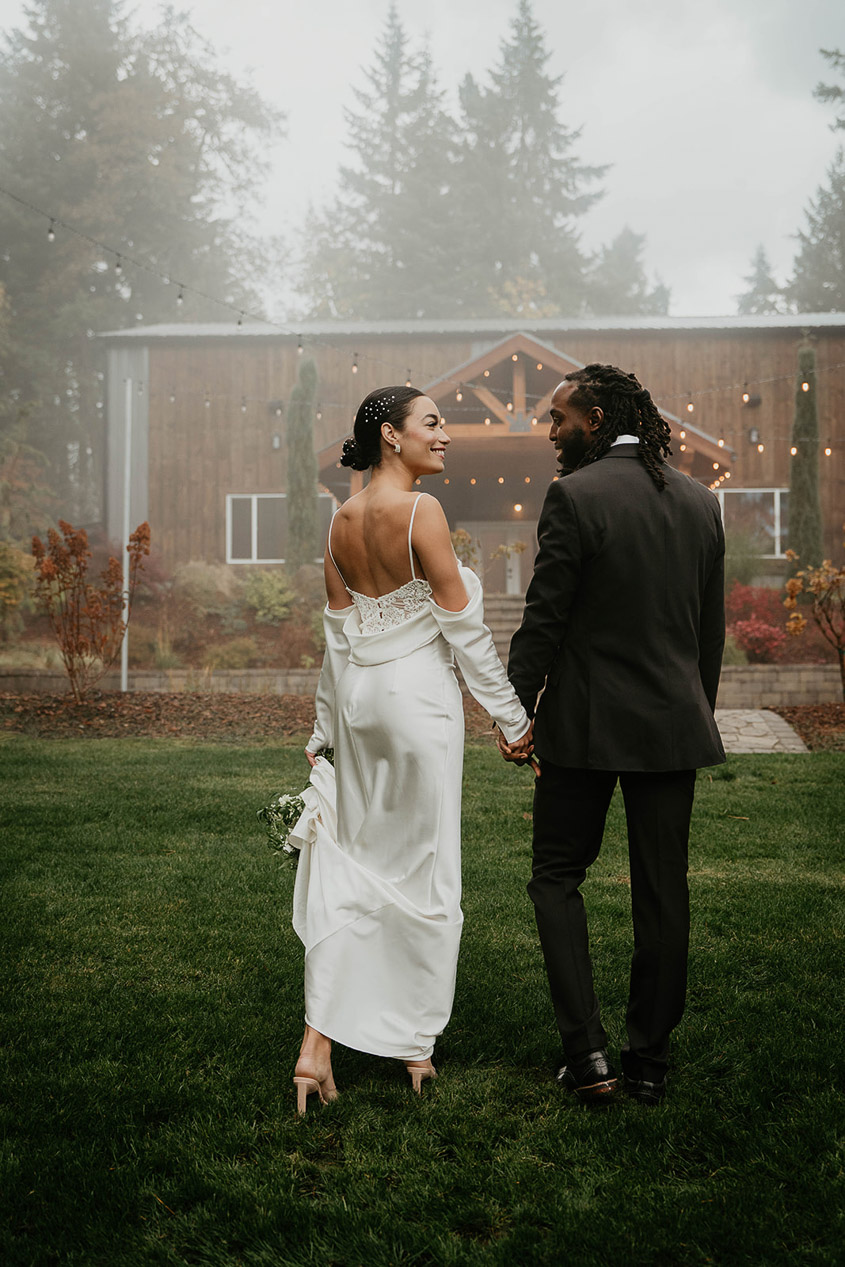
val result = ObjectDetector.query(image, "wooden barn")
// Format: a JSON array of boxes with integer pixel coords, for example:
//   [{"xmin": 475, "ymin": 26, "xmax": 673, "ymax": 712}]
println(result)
[{"xmin": 102, "ymin": 314, "xmax": 845, "ymax": 594}]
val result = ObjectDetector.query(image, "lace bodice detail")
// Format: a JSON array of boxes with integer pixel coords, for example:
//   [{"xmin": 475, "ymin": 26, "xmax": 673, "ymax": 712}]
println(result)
[{"xmin": 349, "ymin": 578, "xmax": 433, "ymax": 634}]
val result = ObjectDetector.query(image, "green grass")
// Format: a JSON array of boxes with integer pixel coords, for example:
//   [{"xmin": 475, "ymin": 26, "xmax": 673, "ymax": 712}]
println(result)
[{"xmin": 1, "ymin": 738, "xmax": 843, "ymax": 1266}]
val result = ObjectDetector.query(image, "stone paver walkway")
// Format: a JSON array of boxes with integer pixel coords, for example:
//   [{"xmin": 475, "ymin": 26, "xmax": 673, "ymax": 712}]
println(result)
[{"xmin": 715, "ymin": 709, "xmax": 809, "ymax": 754}]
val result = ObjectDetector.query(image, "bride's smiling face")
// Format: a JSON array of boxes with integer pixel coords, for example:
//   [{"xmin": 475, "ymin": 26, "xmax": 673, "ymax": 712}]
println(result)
[{"xmin": 386, "ymin": 395, "xmax": 450, "ymax": 475}]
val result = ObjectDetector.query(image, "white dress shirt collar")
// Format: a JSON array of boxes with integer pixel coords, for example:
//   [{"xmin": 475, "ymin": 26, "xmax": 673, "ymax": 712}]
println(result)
[{"xmin": 611, "ymin": 434, "xmax": 639, "ymax": 446}]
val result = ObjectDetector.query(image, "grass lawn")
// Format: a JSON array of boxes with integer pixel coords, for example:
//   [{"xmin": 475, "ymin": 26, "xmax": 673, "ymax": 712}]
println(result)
[{"xmin": 0, "ymin": 738, "xmax": 842, "ymax": 1266}]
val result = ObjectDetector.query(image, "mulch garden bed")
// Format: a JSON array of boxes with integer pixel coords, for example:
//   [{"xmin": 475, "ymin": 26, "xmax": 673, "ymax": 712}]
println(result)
[
  {"xmin": 770, "ymin": 704, "xmax": 845, "ymax": 753},
  {"xmin": 1, "ymin": 691, "xmax": 499, "ymax": 743}
]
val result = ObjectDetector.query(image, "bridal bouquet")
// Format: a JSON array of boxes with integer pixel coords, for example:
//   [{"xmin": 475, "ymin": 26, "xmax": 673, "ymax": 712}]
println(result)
[{"xmin": 257, "ymin": 750, "xmax": 333, "ymax": 867}]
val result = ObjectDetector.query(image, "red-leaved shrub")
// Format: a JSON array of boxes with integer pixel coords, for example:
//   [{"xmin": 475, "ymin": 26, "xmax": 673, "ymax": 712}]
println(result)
[{"xmin": 731, "ymin": 618, "xmax": 787, "ymax": 664}]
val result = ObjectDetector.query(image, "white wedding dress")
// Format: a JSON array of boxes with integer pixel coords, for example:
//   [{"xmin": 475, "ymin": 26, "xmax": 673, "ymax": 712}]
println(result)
[{"xmin": 292, "ymin": 495, "xmax": 529, "ymax": 1061}]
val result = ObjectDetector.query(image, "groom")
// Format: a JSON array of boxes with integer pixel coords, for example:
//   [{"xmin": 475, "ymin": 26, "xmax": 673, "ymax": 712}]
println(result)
[{"xmin": 503, "ymin": 364, "xmax": 725, "ymax": 1105}]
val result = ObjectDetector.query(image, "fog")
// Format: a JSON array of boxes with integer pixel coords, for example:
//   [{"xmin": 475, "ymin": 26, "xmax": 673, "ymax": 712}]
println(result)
[{"xmin": 1, "ymin": 0, "xmax": 839, "ymax": 313}]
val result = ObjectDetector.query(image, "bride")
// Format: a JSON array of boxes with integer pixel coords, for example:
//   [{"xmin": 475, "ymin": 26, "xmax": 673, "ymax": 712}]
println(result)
[{"xmin": 292, "ymin": 385, "xmax": 534, "ymax": 1113}]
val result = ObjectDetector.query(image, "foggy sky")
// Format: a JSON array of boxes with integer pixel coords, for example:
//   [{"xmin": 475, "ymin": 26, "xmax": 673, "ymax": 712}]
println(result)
[{"xmin": 0, "ymin": 0, "xmax": 841, "ymax": 315}]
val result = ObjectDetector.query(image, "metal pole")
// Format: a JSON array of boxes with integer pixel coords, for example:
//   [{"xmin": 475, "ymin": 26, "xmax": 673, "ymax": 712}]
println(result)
[{"xmin": 120, "ymin": 377, "xmax": 132, "ymax": 693}]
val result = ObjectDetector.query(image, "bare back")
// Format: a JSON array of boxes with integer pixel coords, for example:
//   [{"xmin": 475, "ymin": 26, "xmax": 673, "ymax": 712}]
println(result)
[{"xmin": 325, "ymin": 488, "xmax": 468, "ymax": 613}]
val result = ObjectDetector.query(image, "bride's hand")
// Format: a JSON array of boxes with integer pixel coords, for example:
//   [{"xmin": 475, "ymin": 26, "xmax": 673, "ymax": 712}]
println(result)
[
  {"xmin": 305, "ymin": 749, "xmax": 318, "ymax": 767},
  {"xmin": 496, "ymin": 723, "xmax": 540, "ymax": 777}
]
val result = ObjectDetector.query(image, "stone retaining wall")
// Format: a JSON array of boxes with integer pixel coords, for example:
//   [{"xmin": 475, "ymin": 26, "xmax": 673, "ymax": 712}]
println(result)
[{"xmin": 2, "ymin": 664, "xmax": 840, "ymax": 707}]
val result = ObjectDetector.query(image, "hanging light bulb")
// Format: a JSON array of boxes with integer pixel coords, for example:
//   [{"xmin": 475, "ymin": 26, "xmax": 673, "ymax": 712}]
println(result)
[
  {"xmin": 506, "ymin": 402, "xmax": 513, "ymax": 412},
  {"xmin": 742, "ymin": 388, "xmax": 750, "ymax": 404},
  {"xmin": 718, "ymin": 437, "xmax": 725, "ymax": 448},
  {"xmin": 351, "ymin": 354, "xmax": 358, "ymax": 374},
  {"xmin": 444, "ymin": 478, "xmax": 450, "ymax": 485},
  {"xmin": 725, "ymin": 471, "xmax": 731, "ymax": 479},
  {"xmin": 316, "ymin": 405, "xmax": 322, "ymax": 421},
  {"xmin": 456, "ymin": 387, "xmax": 463, "ymax": 402},
  {"xmin": 405, "ymin": 369, "xmax": 412, "ymax": 387},
  {"xmin": 241, "ymin": 396, "xmax": 247, "ymax": 413},
  {"xmin": 484, "ymin": 417, "xmax": 491, "ymax": 426},
  {"xmin": 757, "ymin": 443, "xmax": 764, "ymax": 453},
  {"xmin": 824, "ymin": 444, "xmax": 832, "ymax": 457},
  {"xmin": 536, "ymin": 362, "xmax": 543, "ymax": 371},
  {"xmin": 686, "ymin": 400, "xmax": 694, "ymax": 413},
  {"xmin": 275, "ymin": 404, "xmax": 282, "ymax": 417},
  {"xmin": 483, "ymin": 369, "xmax": 490, "ymax": 378},
  {"xmin": 512, "ymin": 353, "xmax": 518, "ymax": 362},
  {"xmin": 524, "ymin": 476, "xmax": 531, "ymax": 483},
  {"xmin": 297, "ymin": 335, "xmax": 303, "ymax": 355},
  {"xmin": 498, "ymin": 476, "xmax": 504, "ymax": 484},
  {"xmin": 712, "ymin": 462, "xmax": 719, "ymax": 471},
  {"xmin": 801, "ymin": 381, "xmax": 810, "ymax": 392},
  {"xmin": 470, "ymin": 477, "xmax": 476, "ymax": 485},
  {"xmin": 176, "ymin": 286, "xmax": 184, "ymax": 305},
  {"xmin": 680, "ymin": 430, "xmax": 686, "ymax": 440},
  {"xmin": 114, "ymin": 255, "xmax": 123, "ymax": 276},
  {"xmin": 47, "ymin": 219, "xmax": 55, "ymax": 242},
  {"xmin": 514, "ymin": 503, "xmax": 523, "ymax": 512},
  {"xmin": 531, "ymin": 416, "xmax": 538, "ymax": 425},
  {"xmin": 237, "ymin": 313, "xmax": 243, "ymax": 329},
  {"xmin": 169, "ymin": 390, "xmax": 176, "ymax": 404},
  {"xmin": 679, "ymin": 444, "xmax": 686, "ymax": 452},
  {"xmin": 790, "ymin": 445, "xmax": 798, "ymax": 456}
]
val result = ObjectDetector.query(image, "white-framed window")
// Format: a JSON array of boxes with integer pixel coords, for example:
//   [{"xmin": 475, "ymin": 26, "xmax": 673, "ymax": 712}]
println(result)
[
  {"xmin": 225, "ymin": 493, "xmax": 336, "ymax": 564},
  {"xmin": 716, "ymin": 487, "xmax": 789, "ymax": 558}
]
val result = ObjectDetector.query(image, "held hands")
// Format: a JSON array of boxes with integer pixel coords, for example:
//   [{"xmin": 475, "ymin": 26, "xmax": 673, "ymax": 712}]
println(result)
[
  {"xmin": 496, "ymin": 721, "xmax": 540, "ymax": 778},
  {"xmin": 305, "ymin": 749, "xmax": 318, "ymax": 768}
]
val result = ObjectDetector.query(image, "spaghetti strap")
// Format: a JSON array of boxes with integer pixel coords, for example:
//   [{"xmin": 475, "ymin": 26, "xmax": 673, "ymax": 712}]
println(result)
[
  {"xmin": 408, "ymin": 493, "xmax": 424, "ymax": 581},
  {"xmin": 327, "ymin": 511, "xmax": 350, "ymax": 591}
]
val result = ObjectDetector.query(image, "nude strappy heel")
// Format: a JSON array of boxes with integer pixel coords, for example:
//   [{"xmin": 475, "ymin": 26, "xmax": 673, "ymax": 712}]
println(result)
[
  {"xmin": 293, "ymin": 1072, "xmax": 338, "ymax": 1115},
  {"xmin": 405, "ymin": 1060, "xmax": 436, "ymax": 1094}
]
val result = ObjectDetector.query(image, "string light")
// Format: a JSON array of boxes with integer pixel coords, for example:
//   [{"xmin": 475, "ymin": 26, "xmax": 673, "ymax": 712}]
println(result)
[
  {"xmin": 316, "ymin": 405, "xmax": 322, "ymax": 421},
  {"xmin": 483, "ymin": 369, "xmax": 490, "ymax": 378},
  {"xmin": 717, "ymin": 437, "xmax": 725, "ymax": 448},
  {"xmin": 712, "ymin": 462, "xmax": 719, "ymax": 470},
  {"xmin": 680, "ymin": 430, "xmax": 686, "ymax": 439},
  {"xmin": 405, "ymin": 369, "xmax": 412, "ymax": 387},
  {"xmin": 470, "ymin": 477, "xmax": 476, "ymax": 485},
  {"xmin": 237, "ymin": 313, "xmax": 243, "ymax": 329},
  {"xmin": 497, "ymin": 476, "xmax": 504, "ymax": 484},
  {"xmin": 444, "ymin": 478, "xmax": 450, "ymax": 485},
  {"xmin": 241, "ymin": 396, "xmax": 247, "ymax": 413},
  {"xmin": 352, "ymin": 354, "xmax": 358, "ymax": 374},
  {"xmin": 791, "ymin": 445, "xmax": 798, "ymax": 456},
  {"xmin": 114, "ymin": 255, "xmax": 123, "ymax": 276},
  {"xmin": 524, "ymin": 476, "xmax": 531, "ymax": 483},
  {"xmin": 757, "ymin": 443, "xmax": 764, "ymax": 453},
  {"xmin": 506, "ymin": 402, "xmax": 513, "ymax": 412},
  {"xmin": 484, "ymin": 417, "xmax": 491, "ymax": 426},
  {"xmin": 686, "ymin": 399, "xmax": 694, "ymax": 413},
  {"xmin": 531, "ymin": 417, "xmax": 538, "ymax": 425},
  {"xmin": 679, "ymin": 444, "xmax": 686, "ymax": 452},
  {"xmin": 456, "ymin": 387, "xmax": 463, "ymax": 402},
  {"xmin": 536, "ymin": 362, "xmax": 543, "ymax": 371},
  {"xmin": 512, "ymin": 353, "xmax": 518, "ymax": 362},
  {"xmin": 47, "ymin": 219, "xmax": 55, "ymax": 242},
  {"xmin": 725, "ymin": 471, "xmax": 731, "ymax": 479},
  {"xmin": 176, "ymin": 286, "xmax": 184, "ymax": 305},
  {"xmin": 169, "ymin": 390, "xmax": 176, "ymax": 404},
  {"xmin": 742, "ymin": 388, "xmax": 750, "ymax": 404},
  {"xmin": 825, "ymin": 444, "xmax": 832, "ymax": 457},
  {"xmin": 204, "ymin": 394, "xmax": 211, "ymax": 409},
  {"xmin": 297, "ymin": 335, "xmax": 303, "ymax": 355},
  {"xmin": 514, "ymin": 503, "xmax": 523, "ymax": 512},
  {"xmin": 801, "ymin": 381, "xmax": 810, "ymax": 392}
]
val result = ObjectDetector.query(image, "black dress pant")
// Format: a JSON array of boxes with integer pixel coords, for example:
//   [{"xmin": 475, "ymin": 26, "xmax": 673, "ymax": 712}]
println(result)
[{"xmin": 528, "ymin": 761, "xmax": 697, "ymax": 1082}]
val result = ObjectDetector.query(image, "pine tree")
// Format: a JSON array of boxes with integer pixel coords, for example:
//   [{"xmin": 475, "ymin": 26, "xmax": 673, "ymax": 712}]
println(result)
[
  {"xmin": 788, "ymin": 150, "xmax": 845, "ymax": 311},
  {"xmin": 0, "ymin": 0, "xmax": 283, "ymax": 520},
  {"xmin": 814, "ymin": 47, "xmax": 845, "ymax": 131},
  {"xmin": 788, "ymin": 344, "xmax": 824, "ymax": 570},
  {"xmin": 286, "ymin": 358, "xmax": 319, "ymax": 574},
  {"xmin": 452, "ymin": 0, "xmax": 606, "ymax": 315},
  {"xmin": 736, "ymin": 245, "xmax": 784, "ymax": 315},
  {"xmin": 587, "ymin": 228, "xmax": 670, "ymax": 316},
  {"xmin": 298, "ymin": 7, "xmax": 457, "ymax": 318}
]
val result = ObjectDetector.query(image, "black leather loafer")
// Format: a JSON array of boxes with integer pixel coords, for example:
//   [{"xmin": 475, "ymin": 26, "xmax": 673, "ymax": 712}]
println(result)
[
  {"xmin": 556, "ymin": 1048, "xmax": 618, "ymax": 1104},
  {"xmin": 622, "ymin": 1074, "xmax": 666, "ymax": 1105}
]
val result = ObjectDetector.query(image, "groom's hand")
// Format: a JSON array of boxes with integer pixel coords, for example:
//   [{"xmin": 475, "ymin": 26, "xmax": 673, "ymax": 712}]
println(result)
[{"xmin": 496, "ymin": 722, "xmax": 540, "ymax": 777}]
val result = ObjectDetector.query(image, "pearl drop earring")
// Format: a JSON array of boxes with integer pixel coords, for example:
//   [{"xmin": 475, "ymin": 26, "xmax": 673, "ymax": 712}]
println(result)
[{"xmin": 393, "ymin": 442, "xmax": 401, "ymax": 454}]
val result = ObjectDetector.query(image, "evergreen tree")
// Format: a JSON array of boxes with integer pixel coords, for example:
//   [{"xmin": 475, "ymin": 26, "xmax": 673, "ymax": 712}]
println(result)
[
  {"xmin": 452, "ymin": 0, "xmax": 606, "ymax": 316},
  {"xmin": 815, "ymin": 47, "xmax": 845, "ymax": 131},
  {"xmin": 788, "ymin": 344, "xmax": 823, "ymax": 570},
  {"xmin": 586, "ymin": 228, "xmax": 670, "ymax": 316},
  {"xmin": 286, "ymin": 357, "xmax": 319, "ymax": 573},
  {"xmin": 298, "ymin": 7, "xmax": 457, "ymax": 318},
  {"xmin": 787, "ymin": 149, "xmax": 845, "ymax": 312},
  {"xmin": 0, "ymin": 0, "xmax": 283, "ymax": 520},
  {"xmin": 736, "ymin": 245, "xmax": 784, "ymax": 315}
]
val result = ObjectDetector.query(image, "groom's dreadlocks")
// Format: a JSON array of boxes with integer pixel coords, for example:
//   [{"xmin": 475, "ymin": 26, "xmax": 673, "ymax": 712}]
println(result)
[{"xmin": 565, "ymin": 364, "xmax": 673, "ymax": 490}]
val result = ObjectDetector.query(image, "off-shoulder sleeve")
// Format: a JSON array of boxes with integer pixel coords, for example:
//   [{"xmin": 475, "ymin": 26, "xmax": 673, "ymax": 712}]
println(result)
[
  {"xmin": 305, "ymin": 605, "xmax": 354, "ymax": 754},
  {"xmin": 429, "ymin": 569, "xmax": 530, "ymax": 744}
]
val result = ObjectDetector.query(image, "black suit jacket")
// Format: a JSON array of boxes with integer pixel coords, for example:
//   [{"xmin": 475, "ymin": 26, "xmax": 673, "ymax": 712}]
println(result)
[{"xmin": 508, "ymin": 446, "xmax": 726, "ymax": 771}]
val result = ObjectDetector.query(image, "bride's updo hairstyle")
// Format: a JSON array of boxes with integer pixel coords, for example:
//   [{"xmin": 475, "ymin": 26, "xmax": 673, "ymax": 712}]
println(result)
[{"xmin": 340, "ymin": 385, "xmax": 424, "ymax": 471}]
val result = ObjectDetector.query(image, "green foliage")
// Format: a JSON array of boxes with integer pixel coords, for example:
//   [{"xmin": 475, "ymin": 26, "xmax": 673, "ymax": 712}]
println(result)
[
  {"xmin": 286, "ymin": 358, "xmax": 320, "ymax": 573},
  {"xmin": 242, "ymin": 568, "xmax": 295, "ymax": 626},
  {"xmin": 720, "ymin": 632, "xmax": 749, "ymax": 665},
  {"xmin": 298, "ymin": 3, "xmax": 662, "ymax": 320},
  {"xmin": 171, "ymin": 561, "xmax": 244, "ymax": 620},
  {"xmin": 789, "ymin": 148, "xmax": 845, "ymax": 312},
  {"xmin": 788, "ymin": 344, "xmax": 824, "ymax": 569},
  {"xmin": 0, "ymin": 741, "xmax": 842, "ymax": 1264},
  {"xmin": 0, "ymin": 0, "xmax": 284, "ymax": 518},
  {"xmin": 0, "ymin": 539, "xmax": 33, "ymax": 639},
  {"xmin": 814, "ymin": 47, "xmax": 845, "ymax": 132},
  {"xmin": 736, "ymin": 244, "xmax": 784, "ymax": 315},
  {"xmin": 724, "ymin": 528, "xmax": 764, "ymax": 588},
  {"xmin": 203, "ymin": 636, "xmax": 259, "ymax": 670}
]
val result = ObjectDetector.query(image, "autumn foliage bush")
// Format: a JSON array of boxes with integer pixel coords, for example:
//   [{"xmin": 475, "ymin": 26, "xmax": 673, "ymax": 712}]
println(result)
[
  {"xmin": 31, "ymin": 520, "xmax": 150, "ymax": 701},
  {"xmin": 725, "ymin": 579, "xmax": 828, "ymax": 665}
]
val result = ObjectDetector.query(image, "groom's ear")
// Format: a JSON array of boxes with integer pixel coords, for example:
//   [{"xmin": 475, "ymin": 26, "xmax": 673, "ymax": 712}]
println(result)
[{"xmin": 589, "ymin": 408, "xmax": 604, "ymax": 431}]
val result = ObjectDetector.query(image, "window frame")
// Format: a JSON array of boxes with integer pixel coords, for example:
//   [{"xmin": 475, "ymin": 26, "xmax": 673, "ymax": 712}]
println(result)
[
  {"xmin": 716, "ymin": 486, "xmax": 789, "ymax": 559},
  {"xmin": 225, "ymin": 492, "xmax": 336, "ymax": 565}
]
